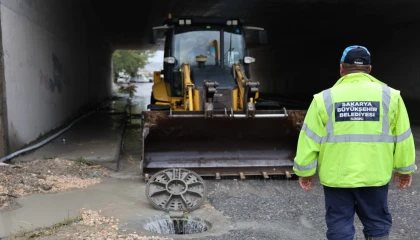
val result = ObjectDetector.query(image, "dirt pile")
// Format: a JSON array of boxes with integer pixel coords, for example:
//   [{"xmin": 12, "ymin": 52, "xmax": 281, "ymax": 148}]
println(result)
[{"xmin": 0, "ymin": 158, "xmax": 111, "ymax": 211}]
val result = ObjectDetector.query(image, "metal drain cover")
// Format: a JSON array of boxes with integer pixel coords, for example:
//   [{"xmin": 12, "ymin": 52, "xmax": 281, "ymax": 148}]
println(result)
[{"xmin": 146, "ymin": 168, "xmax": 207, "ymax": 211}]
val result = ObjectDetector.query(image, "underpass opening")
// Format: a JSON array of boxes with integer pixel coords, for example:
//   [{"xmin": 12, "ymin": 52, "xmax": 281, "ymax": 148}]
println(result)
[{"xmin": 111, "ymin": 49, "xmax": 162, "ymax": 113}]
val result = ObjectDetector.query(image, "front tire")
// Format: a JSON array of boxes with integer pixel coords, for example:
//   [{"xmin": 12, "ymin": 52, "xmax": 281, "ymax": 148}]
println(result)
[{"xmin": 150, "ymin": 91, "xmax": 156, "ymax": 104}]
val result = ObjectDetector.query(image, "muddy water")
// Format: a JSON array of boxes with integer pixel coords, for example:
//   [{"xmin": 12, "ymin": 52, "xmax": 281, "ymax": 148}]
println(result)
[
  {"xmin": 0, "ymin": 178, "xmax": 231, "ymax": 239},
  {"xmin": 0, "ymin": 83, "xmax": 156, "ymax": 237},
  {"xmin": 131, "ymin": 82, "xmax": 153, "ymax": 114},
  {"xmin": 0, "ymin": 178, "xmax": 161, "ymax": 237},
  {"xmin": 1, "ymin": 82, "xmax": 232, "ymax": 238}
]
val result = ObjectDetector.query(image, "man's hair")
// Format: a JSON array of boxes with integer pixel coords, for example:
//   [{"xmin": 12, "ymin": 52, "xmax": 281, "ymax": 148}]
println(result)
[{"xmin": 341, "ymin": 61, "xmax": 370, "ymax": 74}]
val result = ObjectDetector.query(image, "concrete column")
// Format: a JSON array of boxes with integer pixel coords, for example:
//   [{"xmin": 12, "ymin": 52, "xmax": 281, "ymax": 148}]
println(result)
[{"xmin": 0, "ymin": 9, "xmax": 7, "ymax": 156}]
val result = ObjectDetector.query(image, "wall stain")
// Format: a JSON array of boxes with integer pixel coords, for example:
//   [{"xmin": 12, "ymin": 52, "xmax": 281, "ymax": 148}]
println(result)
[
  {"xmin": 52, "ymin": 54, "xmax": 63, "ymax": 93},
  {"xmin": 39, "ymin": 54, "xmax": 68, "ymax": 93},
  {"xmin": 39, "ymin": 69, "xmax": 52, "ymax": 91}
]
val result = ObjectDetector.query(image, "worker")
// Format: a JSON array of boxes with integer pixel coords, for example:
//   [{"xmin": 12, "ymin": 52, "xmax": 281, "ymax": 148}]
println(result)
[
  {"xmin": 293, "ymin": 45, "xmax": 417, "ymax": 240},
  {"xmin": 187, "ymin": 36, "xmax": 216, "ymax": 64}
]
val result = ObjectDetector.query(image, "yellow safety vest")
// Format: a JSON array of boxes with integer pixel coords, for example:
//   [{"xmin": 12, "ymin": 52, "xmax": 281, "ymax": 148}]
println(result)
[{"xmin": 293, "ymin": 73, "xmax": 417, "ymax": 187}]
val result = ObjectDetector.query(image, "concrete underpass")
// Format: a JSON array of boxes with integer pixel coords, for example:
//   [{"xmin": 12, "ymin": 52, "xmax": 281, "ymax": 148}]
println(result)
[
  {"xmin": 0, "ymin": 1, "xmax": 420, "ymax": 239},
  {"xmin": 0, "ymin": 0, "xmax": 419, "ymax": 155}
]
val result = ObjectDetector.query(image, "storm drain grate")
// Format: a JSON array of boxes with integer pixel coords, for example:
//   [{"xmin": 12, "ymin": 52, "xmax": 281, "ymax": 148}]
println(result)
[{"xmin": 143, "ymin": 216, "xmax": 209, "ymax": 235}]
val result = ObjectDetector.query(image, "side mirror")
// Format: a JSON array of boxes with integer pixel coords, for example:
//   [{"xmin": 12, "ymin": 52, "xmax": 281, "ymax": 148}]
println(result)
[
  {"xmin": 259, "ymin": 30, "xmax": 268, "ymax": 44},
  {"xmin": 243, "ymin": 26, "xmax": 268, "ymax": 46},
  {"xmin": 150, "ymin": 26, "xmax": 172, "ymax": 44},
  {"xmin": 164, "ymin": 57, "xmax": 176, "ymax": 64},
  {"xmin": 244, "ymin": 56, "xmax": 255, "ymax": 64}
]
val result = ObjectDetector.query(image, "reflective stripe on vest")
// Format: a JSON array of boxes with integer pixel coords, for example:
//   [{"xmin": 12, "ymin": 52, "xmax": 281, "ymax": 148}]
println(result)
[
  {"xmin": 395, "ymin": 163, "xmax": 417, "ymax": 172},
  {"xmin": 302, "ymin": 123, "xmax": 412, "ymax": 144},
  {"xmin": 294, "ymin": 160, "xmax": 318, "ymax": 171}
]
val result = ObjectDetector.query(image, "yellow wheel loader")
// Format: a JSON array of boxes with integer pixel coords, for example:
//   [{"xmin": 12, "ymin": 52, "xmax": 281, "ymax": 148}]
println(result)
[{"xmin": 142, "ymin": 15, "xmax": 306, "ymax": 180}]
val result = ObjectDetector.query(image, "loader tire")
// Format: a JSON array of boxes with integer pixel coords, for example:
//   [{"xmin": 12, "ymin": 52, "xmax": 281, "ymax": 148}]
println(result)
[
  {"xmin": 150, "ymin": 91, "xmax": 156, "ymax": 104},
  {"xmin": 147, "ymin": 104, "xmax": 170, "ymax": 111}
]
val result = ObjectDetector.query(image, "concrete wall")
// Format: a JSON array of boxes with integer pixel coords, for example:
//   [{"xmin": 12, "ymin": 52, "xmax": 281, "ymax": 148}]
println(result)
[
  {"xmin": 372, "ymin": 23, "xmax": 420, "ymax": 101},
  {"xmin": 248, "ymin": 33, "xmax": 340, "ymax": 104},
  {"xmin": 371, "ymin": 22, "xmax": 420, "ymax": 122},
  {"xmin": 0, "ymin": 0, "xmax": 112, "ymax": 152}
]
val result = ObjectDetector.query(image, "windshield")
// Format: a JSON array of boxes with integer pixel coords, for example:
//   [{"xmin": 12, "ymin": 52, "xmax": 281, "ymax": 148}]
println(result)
[
  {"xmin": 174, "ymin": 30, "xmax": 219, "ymax": 67},
  {"xmin": 224, "ymin": 31, "xmax": 245, "ymax": 67},
  {"xmin": 173, "ymin": 26, "xmax": 245, "ymax": 69}
]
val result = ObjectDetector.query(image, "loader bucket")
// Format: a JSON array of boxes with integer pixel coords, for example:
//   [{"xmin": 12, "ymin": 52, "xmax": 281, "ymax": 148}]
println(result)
[{"xmin": 140, "ymin": 110, "xmax": 307, "ymax": 179}]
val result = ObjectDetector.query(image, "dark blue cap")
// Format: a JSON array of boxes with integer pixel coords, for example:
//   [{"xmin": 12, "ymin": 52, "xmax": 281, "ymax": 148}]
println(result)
[{"xmin": 340, "ymin": 45, "xmax": 371, "ymax": 65}]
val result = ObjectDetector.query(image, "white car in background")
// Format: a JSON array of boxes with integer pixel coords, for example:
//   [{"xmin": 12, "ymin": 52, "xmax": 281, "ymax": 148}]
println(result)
[
  {"xmin": 130, "ymin": 75, "xmax": 152, "ymax": 83},
  {"xmin": 117, "ymin": 77, "xmax": 128, "ymax": 83}
]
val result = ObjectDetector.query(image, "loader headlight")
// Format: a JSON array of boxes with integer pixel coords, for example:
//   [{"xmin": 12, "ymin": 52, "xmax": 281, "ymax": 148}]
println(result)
[
  {"xmin": 164, "ymin": 57, "xmax": 175, "ymax": 64},
  {"xmin": 179, "ymin": 19, "xmax": 185, "ymax": 25},
  {"xmin": 185, "ymin": 19, "xmax": 191, "ymax": 25},
  {"xmin": 227, "ymin": 19, "xmax": 239, "ymax": 26},
  {"xmin": 244, "ymin": 56, "xmax": 255, "ymax": 64}
]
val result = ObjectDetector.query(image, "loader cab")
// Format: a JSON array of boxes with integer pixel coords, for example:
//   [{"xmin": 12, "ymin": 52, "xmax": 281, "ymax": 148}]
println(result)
[
  {"xmin": 171, "ymin": 23, "xmax": 246, "ymax": 68},
  {"xmin": 151, "ymin": 17, "xmax": 267, "ymax": 98}
]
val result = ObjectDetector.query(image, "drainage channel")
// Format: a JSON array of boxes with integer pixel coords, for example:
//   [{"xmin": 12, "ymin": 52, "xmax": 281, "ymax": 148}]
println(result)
[{"xmin": 144, "ymin": 168, "xmax": 211, "ymax": 236}]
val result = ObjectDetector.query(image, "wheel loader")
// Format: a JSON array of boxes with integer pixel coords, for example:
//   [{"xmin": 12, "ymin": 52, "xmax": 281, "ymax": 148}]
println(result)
[{"xmin": 141, "ymin": 15, "xmax": 306, "ymax": 180}]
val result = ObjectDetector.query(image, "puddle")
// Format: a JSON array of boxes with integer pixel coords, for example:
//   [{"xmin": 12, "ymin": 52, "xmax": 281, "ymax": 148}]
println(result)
[
  {"xmin": 0, "ymin": 178, "xmax": 232, "ymax": 239},
  {"xmin": 0, "ymin": 82, "xmax": 234, "ymax": 238},
  {"xmin": 0, "ymin": 178, "xmax": 159, "ymax": 238}
]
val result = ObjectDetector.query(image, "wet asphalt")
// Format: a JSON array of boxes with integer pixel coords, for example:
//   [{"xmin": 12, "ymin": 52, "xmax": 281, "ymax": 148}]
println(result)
[{"xmin": 193, "ymin": 173, "xmax": 420, "ymax": 240}]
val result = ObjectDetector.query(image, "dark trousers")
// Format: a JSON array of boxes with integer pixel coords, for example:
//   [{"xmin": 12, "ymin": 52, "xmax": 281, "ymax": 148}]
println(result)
[{"xmin": 323, "ymin": 184, "xmax": 392, "ymax": 240}]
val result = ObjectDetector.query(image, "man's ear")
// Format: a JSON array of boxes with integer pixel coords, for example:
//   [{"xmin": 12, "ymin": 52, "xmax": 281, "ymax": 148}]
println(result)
[
  {"xmin": 340, "ymin": 63, "xmax": 344, "ymax": 76},
  {"xmin": 368, "ymin": 65, "xmax": 372, "ymax": 73}
]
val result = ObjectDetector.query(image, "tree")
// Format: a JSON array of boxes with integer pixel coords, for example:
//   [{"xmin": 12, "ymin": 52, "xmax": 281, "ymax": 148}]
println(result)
[
  {"xmin": 118, "ymin": 84, "xmax": 137, "ymax": 98},
  {"xmin": 112, "ymin": 50, "xmax": 156, "ymax": 83}
]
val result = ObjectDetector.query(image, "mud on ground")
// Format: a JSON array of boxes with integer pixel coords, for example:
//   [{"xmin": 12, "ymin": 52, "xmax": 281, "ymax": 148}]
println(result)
[
  {"xmin": 0, "ymin": 158, "xmax": 111, "ymax": 212},
  {"xmin": 10, "ymin": 209, "xmax": 171, "ymax": 240}
]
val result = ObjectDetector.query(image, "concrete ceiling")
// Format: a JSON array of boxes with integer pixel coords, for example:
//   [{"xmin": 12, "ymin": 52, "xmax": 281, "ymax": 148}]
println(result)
[{"xmin": 87, "ymin": 0, "xmax": 420, "ymax": 50}]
